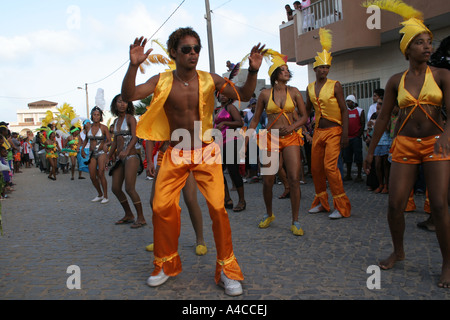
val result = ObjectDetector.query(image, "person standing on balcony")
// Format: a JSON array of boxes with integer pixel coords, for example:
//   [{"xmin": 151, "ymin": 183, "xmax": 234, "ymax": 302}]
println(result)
[
  {"xmin": 306, "ymin": 28, "xmax": 351, "ymax": 220},
  {"xmin": 363, "ymin": 0, "xmax": 450, "ymax": 289},
  {"xmin": 285, "ymin": 4, "xmax": 294, "ymax": 22},
  {"xmin": 301, "ymin": 0, "xmax": 314, "ymax": 32}
]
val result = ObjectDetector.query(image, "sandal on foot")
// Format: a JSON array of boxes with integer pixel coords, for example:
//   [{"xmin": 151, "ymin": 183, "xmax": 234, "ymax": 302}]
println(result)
[
  {"xmin": 233, "ymin": 201, "xmax": 246, "ymax": 212},
  {"xmin": 115, "ymin": 218, "xmax": 135, "ymax": 225},
  {"xmin": 278, "ymin": 191, "xmax": 290, "ymax": 199},
  {"xmin": 225, "ymin": 199, "xmax": 233, "ymax": 209},
  {"xmin": 131, "ymin": 221, "xmax": 147, "ymax": 229},
  {"xmin": 417, "ymin": 217, "xmax": 435, "ymax": 232},
  {"xmin": 374, "ymin": 185, "xmax": 384, "ymax": 194}
]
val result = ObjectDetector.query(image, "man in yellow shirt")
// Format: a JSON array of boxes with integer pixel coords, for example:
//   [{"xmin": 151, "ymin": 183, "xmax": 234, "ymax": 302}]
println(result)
[
  {"xmin": 306, "ymin": 29, "xmax": 351, "ymax": 219},
  {"xmin": 121, "ymin": 27, "xmax": 266, "ymax": 296}
]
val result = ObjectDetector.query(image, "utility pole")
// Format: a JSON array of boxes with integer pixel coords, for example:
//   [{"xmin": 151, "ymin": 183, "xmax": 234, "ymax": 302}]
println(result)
[
  {"xmin": 84, "ymin": 83, "xmax": 90, "ymax": 118},
  {"xmin": 78, "ymin": 83, "xmax": 90, "ymax": 118},
  {"xmin": 204, "ymin": 0, "xmax": 215, "ymax": 74}
]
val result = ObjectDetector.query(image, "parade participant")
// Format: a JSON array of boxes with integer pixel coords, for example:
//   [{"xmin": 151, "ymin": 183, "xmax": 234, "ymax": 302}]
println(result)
[
  {"xmin": 81, "ymin": 107, "xmax": 111, "ymax": 204},
  {"xmin": 363, "ymin": 0, "xmax": 450, "ymax": 288},
  {"xmin": 416, "ymin": 35, "xmax": 450, "ymax": 231},
  {"xmin": 66, "ymin": 126, "xmax": 83, "ymax": 180},
  {"xmin": 306, "ymin": 28, "xmax": 351, "ymax": 219},
  {"xmin": 215, "ymin": 94, "xmax": 246, "ymax": 212},
  {"xmin": 247, "ymin": 49, "xmax": 308, "ymax": 235},
  {"xmin": 77, "ymin": 120, "xmax": 91, "ymax": 178},
  {"xmin": 45, "ymin": 130, "xmax": 60, "ymax": 181},
  {"xmin": 145, "ymin": 140, "xmax": 207, "ymax": 256},
  {"xmin": 122, "ymin": 27, "xmax": 266, "ymax": 296},
  {"xmin": 108, "ymin": 94, "xmax": 146, "ymax": 228}
]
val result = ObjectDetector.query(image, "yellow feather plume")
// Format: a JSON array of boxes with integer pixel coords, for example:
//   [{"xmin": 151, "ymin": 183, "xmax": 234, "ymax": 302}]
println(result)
[
  {"xmin": 139, "ymin": 40, "xmax": 175, "ymax": 74},
  {"xmin": 361, "ymin": 0, "xmax": 423, "ymax": 20},
  {"xmin": 319, "ymin": 28, "xmax": 333, "ymax": 52},
  {"xmin": 152, "ymin": 39, "xmax": 171, "ymax": 57},
  {"xmin": 362, "ymin": 0, "xmax": 430, "ymax": 55},
  {"xmin": 237, "ymin": 49, "xmax": 288, "ymax": 77},
  {"xmin": 41, "ymin": 110, "xmax": 55, "ymax": 127}
]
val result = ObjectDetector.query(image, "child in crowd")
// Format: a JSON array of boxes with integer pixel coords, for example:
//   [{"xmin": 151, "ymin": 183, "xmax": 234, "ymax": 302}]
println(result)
[{"xmin": 0, "ymin": 145, "xmax": 12, "ymax": 199}]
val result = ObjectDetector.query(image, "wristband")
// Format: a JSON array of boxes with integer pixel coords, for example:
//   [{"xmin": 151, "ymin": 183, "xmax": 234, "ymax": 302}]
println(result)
[{"xmin": 248, "ymin": 68, "xmax": 259, "ymax": 74}]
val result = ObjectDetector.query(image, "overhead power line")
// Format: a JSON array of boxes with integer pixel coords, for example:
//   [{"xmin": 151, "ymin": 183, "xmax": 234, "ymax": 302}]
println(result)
[
  {"xmin": 88, "ymin": 0, "xmax": 186, "ymax": 86},
  {"xmin": 0, "ymin": 0, "xmax": 186, "ymax": 101}
]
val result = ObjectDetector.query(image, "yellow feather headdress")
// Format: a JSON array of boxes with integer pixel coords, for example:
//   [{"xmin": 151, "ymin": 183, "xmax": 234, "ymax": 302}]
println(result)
[
  {"xmin": 238, "ymin": 49, "xmax": 288, "ymax": 78},
  {"xmin": 266, "ymin": 49, "xmax": 289, "ymax": 77},
  {"xmin": 139, "ymin": 39, "xmax": 176, "ymax": 73},
  {"xmin": 313, "ymin": 28, "xmax": 333, "ymax": 68},
  {"xmin": 362, "ymin": 0, "xmax": 432, "ymax": 55}
]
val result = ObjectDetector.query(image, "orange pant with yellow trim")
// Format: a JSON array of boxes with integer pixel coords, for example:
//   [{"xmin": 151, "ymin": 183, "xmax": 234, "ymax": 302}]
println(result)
[
  {"xmin": 310, "ymin": 126, "xmax": 351, "ymax": 217},
  {"xmin": 406, "ymin": 189, "xmax": 431, "ymax": 213},
  {"xmin": 151, "ymin": 143, "xmax": 243, "ymax": 284}
]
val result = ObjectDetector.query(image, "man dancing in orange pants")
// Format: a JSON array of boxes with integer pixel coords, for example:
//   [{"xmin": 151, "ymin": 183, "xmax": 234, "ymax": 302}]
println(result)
[
  {"xmin": 121, "ymin": 27, "xmax": 266, "ymax": 296},
  {"xmin": 306, "ymin": 28, "xmax": 351, "ymax": 219}
]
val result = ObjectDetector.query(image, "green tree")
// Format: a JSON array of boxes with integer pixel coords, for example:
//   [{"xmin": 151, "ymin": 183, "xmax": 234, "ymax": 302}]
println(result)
[{"xmin": 135, "ymin": 95, "xmax": 153, "ymax": 116}]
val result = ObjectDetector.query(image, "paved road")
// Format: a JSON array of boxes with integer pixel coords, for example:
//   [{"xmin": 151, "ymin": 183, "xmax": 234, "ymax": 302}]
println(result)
[{"xmin": 1, "ymin": 165, "xmax": 449, "ymax": 302}]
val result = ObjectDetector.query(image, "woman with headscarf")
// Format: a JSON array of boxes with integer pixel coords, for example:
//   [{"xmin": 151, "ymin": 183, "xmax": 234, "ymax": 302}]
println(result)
[
  {"xmin": 363, "ymin": 0, "xmax": 450, "ymax": 288},
  {"xmin": 247, "ymin": 49, "xmax": 308, "ymax": 235}
]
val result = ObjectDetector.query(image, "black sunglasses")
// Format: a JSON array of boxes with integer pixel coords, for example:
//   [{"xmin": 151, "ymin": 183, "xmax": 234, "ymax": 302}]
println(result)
[{"xmin": 180, "ymin": 45, "xmax": 201, "ymax": 54}]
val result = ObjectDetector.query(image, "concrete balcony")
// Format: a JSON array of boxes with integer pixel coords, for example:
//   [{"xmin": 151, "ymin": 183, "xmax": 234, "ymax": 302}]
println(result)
[{"xmin": 280, "ymin": 0, "xmax": 450, "ymax": 66}]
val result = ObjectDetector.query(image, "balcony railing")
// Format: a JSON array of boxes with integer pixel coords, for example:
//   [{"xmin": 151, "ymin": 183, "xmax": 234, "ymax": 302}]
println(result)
[{"xmin": 295, "ymin": 0, "xmax": 343, "ymax": 35}]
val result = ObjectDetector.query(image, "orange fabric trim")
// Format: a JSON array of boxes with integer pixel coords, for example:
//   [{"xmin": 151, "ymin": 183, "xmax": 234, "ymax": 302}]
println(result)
[{"xmin": 218, "ymin": 78, "xmax": 241, "ymax": 108}]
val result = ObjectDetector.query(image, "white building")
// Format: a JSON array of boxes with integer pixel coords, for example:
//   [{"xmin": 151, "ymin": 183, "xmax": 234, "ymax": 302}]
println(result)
[{"xmin": 9, "ymin": 100, "xmax": 59, "ymax": 136}]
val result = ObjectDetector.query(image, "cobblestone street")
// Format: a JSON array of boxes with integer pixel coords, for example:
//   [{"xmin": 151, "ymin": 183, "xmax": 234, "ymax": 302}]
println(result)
[{"xmin": 1, "ymin": 166, "xmax": 449, "ymax": 302}]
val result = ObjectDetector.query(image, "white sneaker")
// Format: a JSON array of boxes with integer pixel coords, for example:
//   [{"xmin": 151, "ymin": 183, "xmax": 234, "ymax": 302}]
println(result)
[
  {"xmin": 91, "ymin": 196, "xmax": 104, "ymax": 202},
  {"xmin": 219, "ymin": 271, "xmax": 243, "ymax": 296},
  {"xmin": 147, "ymin": 269, "xmax": 169, "ymax": 287},
  {"xmin": 101, "ymin": 198, "xmax": 110, "ymax": 204},
  {"xmin": 328, "ymin": 210, "xmax": 343, "ymax": 219},
  {"xmin": 308, "ymin": 204, "xmax": 324, "ymax": 214}
]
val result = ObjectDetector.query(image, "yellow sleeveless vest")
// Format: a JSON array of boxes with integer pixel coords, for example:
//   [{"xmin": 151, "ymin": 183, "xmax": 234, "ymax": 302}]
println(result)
[
  {"xmin": 308, "ymin": 79, "xmax": 342, "ymax": 126},
  {"xmin": 136, "ymin": 70, "xmax": 216, "ymax": 143}
]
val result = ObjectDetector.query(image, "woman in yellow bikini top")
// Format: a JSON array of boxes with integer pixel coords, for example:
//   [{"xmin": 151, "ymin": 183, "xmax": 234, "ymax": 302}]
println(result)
[
  {"xmin": 362, "ymin": 0, "xmax": 450, "ymax": 289},
  {"xmin": 247, "ymin": 53, "xmax": 308, "ymax": 237},
  {"xmin": 396, "ymin": 66, "xmax": 444, "ymax": 136},
  {"xmin": 265, "ymin": 86, "xmax": 297, "ymax": 131}
]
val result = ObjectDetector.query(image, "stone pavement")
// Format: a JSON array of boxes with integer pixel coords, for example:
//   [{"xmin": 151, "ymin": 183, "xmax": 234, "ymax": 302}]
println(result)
[{"xmin": 0, "ymin": 166, "xmax": 449, "ymax": 301}]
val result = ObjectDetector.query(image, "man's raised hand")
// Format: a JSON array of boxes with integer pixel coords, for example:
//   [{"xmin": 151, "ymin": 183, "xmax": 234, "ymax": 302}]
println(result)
[{"xmin": 129, "ymin": 37, "xmax": 153, "ymax": 67}]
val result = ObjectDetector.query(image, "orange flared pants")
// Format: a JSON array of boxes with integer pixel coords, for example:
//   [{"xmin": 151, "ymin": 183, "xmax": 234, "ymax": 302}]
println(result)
[
  {"xmin": 310, "ymin": 126, "xmax": 351, "ymax": 217},
  {"xmin": 151, "ymin": 142, "xmax": 243, "ymax": 284}
]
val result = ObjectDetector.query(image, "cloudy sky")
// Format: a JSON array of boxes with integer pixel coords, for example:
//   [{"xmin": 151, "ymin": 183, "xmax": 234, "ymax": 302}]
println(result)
[{"xmin": 0, "ymin": 0, "xmax": 309, "ymax": 123}]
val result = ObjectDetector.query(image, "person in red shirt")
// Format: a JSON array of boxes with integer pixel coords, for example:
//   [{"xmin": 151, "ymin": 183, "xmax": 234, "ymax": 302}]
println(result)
[{"xmin": 343, "ymin": 95, "xmax": 365, "ymax": 182}]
